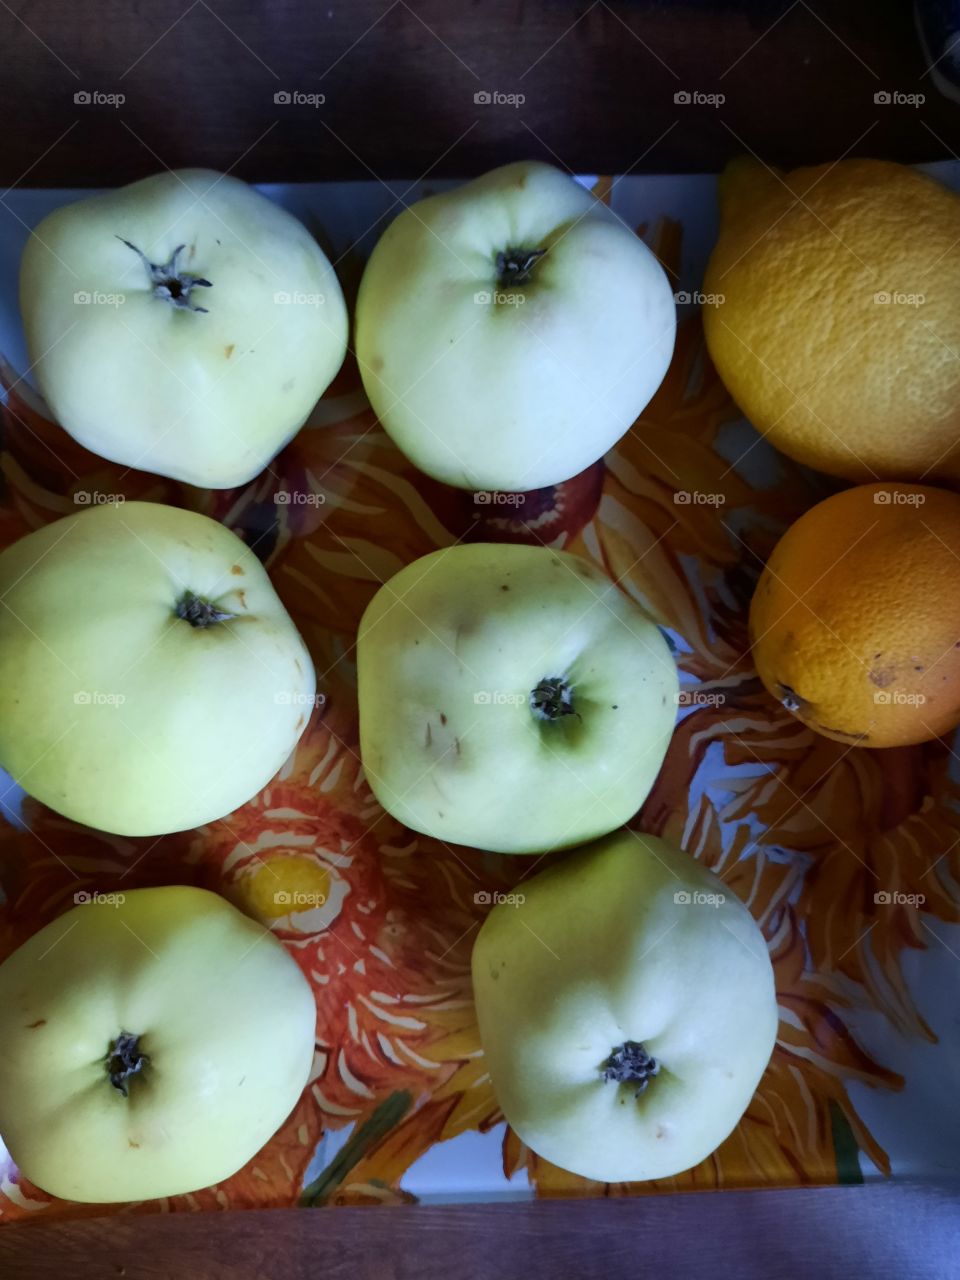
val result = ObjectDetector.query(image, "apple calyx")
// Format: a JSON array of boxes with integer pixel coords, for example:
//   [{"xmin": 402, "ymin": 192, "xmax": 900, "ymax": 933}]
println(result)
[
  {"xmin": 106, "ymin": 1031, "xmax": 148, "ymax": 1096},
  {"xmin": 495, "ymin": 247, "xmax": 546, "ymax": 288},
  {"xmin": 175, "ymin": 590, "xmax": 235, "ymax": 628},
  {"xmin": 117, "ymin": 237, "xmax": 212, "ymax": 313},
  {"xmin": 530, "ymin": 676, "xmax": 576, "ymax": 721},
  {"xmin": 602, "ymin": 1040, "xmax": 660, "ymax": 1098}
]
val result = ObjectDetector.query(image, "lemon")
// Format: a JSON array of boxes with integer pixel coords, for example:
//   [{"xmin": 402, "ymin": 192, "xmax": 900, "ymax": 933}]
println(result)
[{"xmin": 704, "ymin": 158, "xmax": 960, "ymax": 481}]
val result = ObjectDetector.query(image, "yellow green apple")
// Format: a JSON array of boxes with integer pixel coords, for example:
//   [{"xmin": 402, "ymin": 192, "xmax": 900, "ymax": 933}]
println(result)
[
  {"xmin": 472, "ymin": 829, "xmax": 778, "ymax": 1181},
  {"xmin": 20, "ymin": 169, "xmax": 348, "ymax": 487},
  {"xmin": 356, "ymin": 543, "xmax": 677, "ymax": 853},
  {"xmin": 355, "ymin": 160, "xmax": 676, "ymax": 491},
  {"xmin": 0, "ymin": 886, "xmax": 316, "ymax": 1202},
  {"xmin": 0, "ymin": 500, "xmax": 315, "ymax": 835}
]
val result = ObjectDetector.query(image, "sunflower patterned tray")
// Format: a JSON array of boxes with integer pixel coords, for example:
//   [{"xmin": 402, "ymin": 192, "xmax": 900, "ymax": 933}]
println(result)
[{"xmin": 0, "ymin": 170, "xmax": 958, "ymax": 1223}]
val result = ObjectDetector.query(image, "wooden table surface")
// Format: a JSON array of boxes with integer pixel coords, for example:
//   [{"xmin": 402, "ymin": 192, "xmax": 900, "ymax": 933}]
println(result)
[
  {"xmin": 1, "ymin": 0, "xmax": 959, "ymax": 186},
  {"xmin": 1, "ymin": 1183, "xmax": 959, "ymax": 1279},
  {"xmin": 2, "ymin": 1, "xmax": 960, "ymax": 1273}
]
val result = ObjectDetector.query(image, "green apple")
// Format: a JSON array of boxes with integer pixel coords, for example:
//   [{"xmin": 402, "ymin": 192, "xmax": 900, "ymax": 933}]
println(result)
[
  {"xmin": 472, "ymin": 829, "xmax": 778, "ymax": 1182},
  {"xmin": 0, "ymin": 886, "xmax": 316, "ymax": 1202},
  {"xmin": 356, "ymin": 543, "xmax": 677, "ymax": 853},
  {"xmin": 355, "ymin": 160, "xmax": 676, "ymax": 492},
  {"xmin": 20, "ymin": 168, "xmax": 348, "ymax": 488},
  {"xmin": 0, "ymin": 500, "xmax": 315, "ymax": 835}
]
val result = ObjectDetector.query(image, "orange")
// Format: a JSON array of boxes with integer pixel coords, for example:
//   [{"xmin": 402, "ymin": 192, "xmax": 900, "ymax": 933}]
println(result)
[
  {"xmin": 704, "ymin": 158, "xmax": 960, "ymax": 482},
  {"xmin": 750, "ymin": 482, "xmax": 960, "ymax": 747}
]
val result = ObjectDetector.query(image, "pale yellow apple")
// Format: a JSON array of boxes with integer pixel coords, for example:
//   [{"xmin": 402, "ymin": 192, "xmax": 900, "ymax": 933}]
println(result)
[
  {"xmin": 21, "ymin": 169, "xmax": 348, "ymax": 487},
  {"xmin": 0, "ymin": 886, "xmax": 316, "ymax": 1202},
  {"xmin": 472, "ymin": 829, "xmax": 779, "ymax": 1182},
  {"xmin": 357, "ymin": 543, "xmax": 677, "ymax": 853},
  {"xmin": 0, "ymin": 501, "xmax": 315, "ymax": 835},
  {"xmin": 355, "ymin": 160, "xmax": 676, "ymax": 492}
]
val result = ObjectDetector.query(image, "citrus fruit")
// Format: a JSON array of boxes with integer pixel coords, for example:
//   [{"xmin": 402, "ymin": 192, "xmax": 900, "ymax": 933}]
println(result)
[
  {"xmin": 750, "ymin": 482, "xmax": 960, "ymax": 747},
  {"xmin": 703, "ymin": 158, "xmax": 960, "ymax": 482}
]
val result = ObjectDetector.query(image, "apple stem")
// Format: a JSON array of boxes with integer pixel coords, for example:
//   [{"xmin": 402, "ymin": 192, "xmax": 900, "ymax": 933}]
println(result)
[
  {"xmin": 107, "ymin": 1031, "xmax": 148, "ymax": 1096},
  {"xmin": 495, "ymin": 246, "xmax": 546, "ymax": 288},
  {"xmin": 602, "ymin": 1040, "xmax": 660, "ymax": 1098},
  {"xmin": 175, "ymin": 590, "xmax": 234, "ymax": 628},
  {"xmin": 530, "ymin": 676, "xmax": 576, "ymax": 721},
  {"xmin": 117, "ymin": 237, "xmax": 213, "ymax": 313}
]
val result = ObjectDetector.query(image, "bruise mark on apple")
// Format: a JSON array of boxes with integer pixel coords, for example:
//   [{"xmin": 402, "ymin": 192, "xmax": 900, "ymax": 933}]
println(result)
[
  {"xmin": 454, "ymin": 737, "xmax": 462, "ymax": 757},
  {"xmin": 224, "ymin": 343, "xmax": 235, "ymax": 359},
  {"xmin": 425, "ymin": 722, "xmax": 433, "ymax": 748},
  {"xmin": 26, "ymin": 1018, "xmax": 46, "ymax": 1029},
  {"xmin": 230, "ymin": 564, "xmax": 243, "ymax": 575},
  {"xmin": 440, "ymin": 712, "xmax": 448, "ymax": 725},
  {"xmin": 369, "ymin": 355, "xmax": 384, "ymax": 373},
  {"xmin": 296, "ymin": 715, "xmax": 305, "ymax": 732}
]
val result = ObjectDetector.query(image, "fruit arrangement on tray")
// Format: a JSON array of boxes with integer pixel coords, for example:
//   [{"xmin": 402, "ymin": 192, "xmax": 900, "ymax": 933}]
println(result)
[{"xmin": 0, "ymin": 157, "xmax": 957, "ymax": 1215}]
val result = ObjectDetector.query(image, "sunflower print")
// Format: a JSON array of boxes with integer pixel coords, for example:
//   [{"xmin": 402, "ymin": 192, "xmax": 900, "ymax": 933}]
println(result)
[{"xmin": 0, "ymin": 186, "xmax": 957, "ymax": 1223}]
